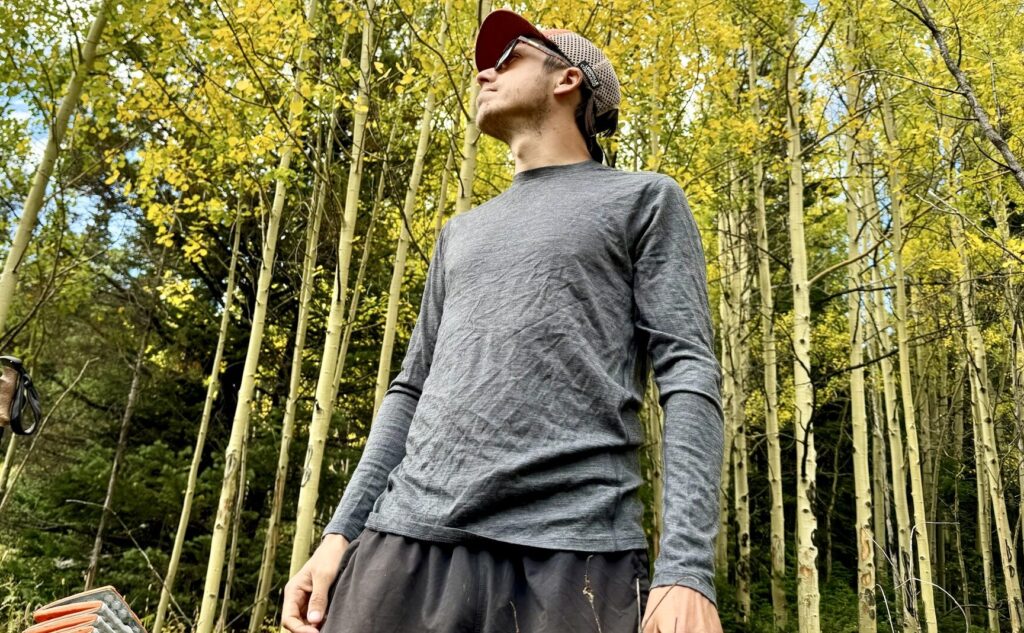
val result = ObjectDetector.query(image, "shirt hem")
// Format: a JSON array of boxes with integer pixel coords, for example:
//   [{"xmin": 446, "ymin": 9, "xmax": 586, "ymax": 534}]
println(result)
[{"xmin": 365, "ymin": 511, "xmax": 649, "ymax": 552}]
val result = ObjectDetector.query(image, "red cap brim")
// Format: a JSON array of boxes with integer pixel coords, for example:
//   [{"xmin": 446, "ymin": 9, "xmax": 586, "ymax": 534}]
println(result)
[{"xmin": 474, "ymin": 9, "xmax": 551, "ymax": 71}]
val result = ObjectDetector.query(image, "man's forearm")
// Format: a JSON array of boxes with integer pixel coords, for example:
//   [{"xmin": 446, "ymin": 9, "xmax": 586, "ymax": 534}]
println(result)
[{"xmin": 651, "ymin": 389, "xmax": 724, "ymax": 605}]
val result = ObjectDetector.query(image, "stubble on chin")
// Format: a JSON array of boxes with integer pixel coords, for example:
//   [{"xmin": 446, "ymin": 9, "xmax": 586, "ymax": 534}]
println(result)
[
  {"xmin": 476, "ymin": 96, "xmax": 549, "ymax": 143},
  {"xmin": 476, "ymin": 104, "xmax": 510, "ymax": 143}
]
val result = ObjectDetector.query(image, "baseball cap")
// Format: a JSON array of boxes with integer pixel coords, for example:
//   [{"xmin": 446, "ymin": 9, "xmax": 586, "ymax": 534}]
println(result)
[{"xmin": 474, "ymin": 9, "xmax": 621, "ymax": 125}]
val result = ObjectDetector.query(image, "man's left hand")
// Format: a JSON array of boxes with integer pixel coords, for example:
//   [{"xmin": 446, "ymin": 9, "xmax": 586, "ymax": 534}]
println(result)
[{"xmin": 641, "ymin": 585, "xmax": 723, "ymax": 633}]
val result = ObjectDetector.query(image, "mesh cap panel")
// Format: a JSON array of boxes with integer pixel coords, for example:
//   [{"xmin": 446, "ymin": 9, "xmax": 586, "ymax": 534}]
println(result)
[{"xmin": 543, "ymin": 30, "xmax": 621, "ymax": 117}]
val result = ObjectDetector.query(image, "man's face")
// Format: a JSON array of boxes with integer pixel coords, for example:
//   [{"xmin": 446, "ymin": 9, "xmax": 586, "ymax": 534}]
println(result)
[{"xmin": 474, "ymin": 38, "xmax": 563, "ymax": 142}]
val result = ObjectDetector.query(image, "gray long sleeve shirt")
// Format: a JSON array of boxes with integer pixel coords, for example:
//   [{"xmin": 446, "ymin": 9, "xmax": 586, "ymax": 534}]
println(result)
[{"xmin": 324, "ymin": 159, "xmax": 724, "ymax": 604}]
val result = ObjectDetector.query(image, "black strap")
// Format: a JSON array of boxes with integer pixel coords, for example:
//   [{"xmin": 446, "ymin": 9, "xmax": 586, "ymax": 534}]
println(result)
[{"xmin": 0, "ymin": 356, "xmax": 41, "ymax": 435}]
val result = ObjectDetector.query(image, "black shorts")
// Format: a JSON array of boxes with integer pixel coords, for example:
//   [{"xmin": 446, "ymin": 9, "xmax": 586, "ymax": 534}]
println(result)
[{"xmin": 322, "ymin": 527, "xmax": 651, "ymax": 633}]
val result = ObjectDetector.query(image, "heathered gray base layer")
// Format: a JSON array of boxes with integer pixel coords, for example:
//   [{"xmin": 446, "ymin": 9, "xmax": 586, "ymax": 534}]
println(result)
[{"xmin": 325, "ymin": 159, "xmax": 724, "ymax": 605}]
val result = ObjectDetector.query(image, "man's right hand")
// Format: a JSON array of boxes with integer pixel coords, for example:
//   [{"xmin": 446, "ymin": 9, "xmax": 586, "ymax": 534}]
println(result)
[{"xmin": 281, "ymin": 533, "xmax": 351, "ymax": 633}]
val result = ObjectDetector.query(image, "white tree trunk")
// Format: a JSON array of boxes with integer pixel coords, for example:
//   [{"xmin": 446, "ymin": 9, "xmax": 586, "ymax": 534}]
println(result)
[
  {"xmin": 374, "ymin": 0, "xmax": 451, "ymax": 418},
  {"xmin": 454, "ymin": 0, "xmax": 493, "ymax": 215},
  {"xmin": 195, "ymin": 0, "xmax": 321, "ymax": 628},
  {"xmin": 290, "ymin": 0, "xmax": 376, "ymax": 574},
  {"xmin": 248, "ymin": 135, "xmax": 328, "ymax": 632},
  {"xmin": 748, "ymin": 41, "xmax": 787, "ymax": 629},
  {"xmin": 154, "ymin": 217, "xmax": 242, "ymax": 633},
  {"xmin": 953, "ymin": 214, "xmax": 1024, "ymax": 631},
  {"xmin": 786, "ymin": 18, "xmax": 820, "ymax": 631},
  {"xmin": 841, "ymin": 18, "xmax": 876, "ymax": 630},
  {"xmin": 877, "ymin": 82, "xmax": 938, "ymax": 633},
  {"xmin": 0, "ymin": 0, "xmax": 114, "ymax": 331}
]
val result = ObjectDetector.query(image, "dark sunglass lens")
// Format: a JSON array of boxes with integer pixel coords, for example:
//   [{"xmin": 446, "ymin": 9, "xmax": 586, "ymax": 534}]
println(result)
[{"xmin": 495, "ymin": 39, "xmax": 518, "ymax": 70}]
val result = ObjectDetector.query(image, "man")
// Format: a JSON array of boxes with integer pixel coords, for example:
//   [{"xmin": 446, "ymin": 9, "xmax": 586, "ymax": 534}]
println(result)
[{"xmin": 283, "ymin": 9, "xmax": 724, "ymax": 633}]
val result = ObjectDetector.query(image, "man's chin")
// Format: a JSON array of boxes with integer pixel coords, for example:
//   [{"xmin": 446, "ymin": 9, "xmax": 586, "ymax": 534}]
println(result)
[{"xmin": 475, "ymin": 111, "xmax": 509, "ymax": 143}]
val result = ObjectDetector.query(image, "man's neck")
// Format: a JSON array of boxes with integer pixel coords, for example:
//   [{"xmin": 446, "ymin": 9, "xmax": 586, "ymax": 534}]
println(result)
[{"xmin": 508, "ymin": 119, "xmax": 592, "ymax": 174}]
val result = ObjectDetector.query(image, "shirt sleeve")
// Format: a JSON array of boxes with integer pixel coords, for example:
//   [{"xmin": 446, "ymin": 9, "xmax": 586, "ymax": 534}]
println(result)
[
  {"xmin": 323, "ymin": 222, "xmax": 450, "ymax": 542},
  {"xmin": 630, "ymin": 175, "xmax": 724, "ymax": 605}
]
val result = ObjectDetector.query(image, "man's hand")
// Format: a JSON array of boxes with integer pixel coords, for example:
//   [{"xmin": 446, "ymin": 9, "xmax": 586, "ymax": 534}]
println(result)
[
  {"xmin": 641, "ymin": 585, "xmax": 722, "ymax": 633},
  {"xmin": 282, "ymin": 533, "xmax": 350, "ymax": 633}
]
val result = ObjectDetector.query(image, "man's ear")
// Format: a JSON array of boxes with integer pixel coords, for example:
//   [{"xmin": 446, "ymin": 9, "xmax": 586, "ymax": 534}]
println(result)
[{"xmin": 552, "ymin": 67, "xmax": 584, "ymax": 97}]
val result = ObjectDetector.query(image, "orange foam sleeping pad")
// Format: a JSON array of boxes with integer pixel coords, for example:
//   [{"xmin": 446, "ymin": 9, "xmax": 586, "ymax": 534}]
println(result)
[
  {"xmin": 22, "ymin": 612, "xmax": 99, "ymax": 633},
  {"xmin": 32, "ymin": 601, "xmax": 104, "ymax": 623}
]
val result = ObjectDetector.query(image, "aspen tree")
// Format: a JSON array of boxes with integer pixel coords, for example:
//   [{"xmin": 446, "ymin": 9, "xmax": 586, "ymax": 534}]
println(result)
[
  {"xmin": 374, "ymin": 0, "xmax": 452, "ymax": 418},
  {"xmin": 749, "ymin": 40, "xmax": 787, "ymax": 629},
  {"xmin": 911, "ymin": 299, "xmax": 936, "ymax": 557},
  {"xmin": 784, "ymin": 16, "xmax": 820, "ymax": 631},
  {"xmin": 949, "ymin": 380, "xmax": 972, "ymax": 626},
  {"xmin": 337, "ymin": 156, "xmax": 392, "ymax": 388},
  {"xmin": 987, "ymin": 178, "xmax": 1024, "ymax": 519},
  {"xmin": 195, "ymin": 0, "xmax": 322, "ymax": 628},
  {"xmin": 715, "ymin": 211, "xmax": 734, "ymax": 578},
  {"xmin": 952, "ymin": 212, "xmax": 1024, "ymax": 631},
  {"xmin": 878, "ymin": 82, "xmax": 938, "ymax": 633},
  {"xmin": 641, "ymin": 366, "xmax": 664, "ymax": 557},
  {"xmin": 840, "ymin": 13, "xmax": 876, "ymax": 631},
  {"xmin": 0, "ymin": 436, "xmax": 16, "ymax": 498},
  {"xmin": 971, "ymin": 390, "xmax": 998, "ymax": 633},
  {"xmin": 290, "ymin": 0, "xmax": 376, "ymax": 574},
  {"xmin": 434, "ymin": 147, "xmax": 455, "ymax": 242},
  {"xmin": 454, "ymin": 0, "xmax": 493, "ymax": 215},
  {"xmin": 216, "ymin": 429, "xmax": 248, "ymax": 633},
  {"xmin": 641, "ymin": 53, "xmax": 666, "ymax": 560},
  {"xmin": 868, "ymin": 355, "xmax": 892, "ymax": 594},
  {"xmin": 248, "ymin": 105, "xmax": 334, "ymax": 633},
  {"xmin": 723, "ymin": 158, "xmax": 752, "ymax": 621},
  {"xmin": 0, "ymin": 0, "xmax": 114, "ymax": 332},
  {"xmin": 868, "ymin": 242, "xmax": 920, "ymax": 633},
  {"xmin": 154, "ymin": 217, "xmax": 242, "ymax": 633},
  {"xmin": 865, "ymin": 163, "xmax": 918, "ymax": 632}
]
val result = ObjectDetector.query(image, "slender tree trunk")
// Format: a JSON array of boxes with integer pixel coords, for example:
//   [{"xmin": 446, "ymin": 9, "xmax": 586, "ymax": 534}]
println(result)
[
  {"xmin": 949, "ymin": 355, "xmax": 971, "ymax": 626},
  {"xmin": 785, "ymin": 18, "xmax": 820, "ymax": 631},
  {"xmin": 641, "ymin": 365, "xmax": 664, "ymax": 558},
  {"xmin": 869, "ymin": 359, "xmax": 892, "ymax": 598},
  {"xmin": 330, "ymin": 169, "xmax": 389, "ymax": 492},
  {"xmin": 868, "ymin": 260, "xmax": 919, "ymax": 633},
  {"xmin": 911, "ymin": 297, "xmax": 937, "ymax": 568},
  {"xmin": 748, "ymin": 41, "xmax": 787, "ymax": 628},
  {"xmin": 290, "ymin": 0, "xmax": 376, "ymax": 574},
  {"xmin": 876, "ymin": 81, "xmax": 940, "ymax": 633},
  {"xmin": 988, "ymin": 179, "xmax": 1024, "ymax": 545},
  {"xmin": 454, "ymin": 0, "xmax": 493, "ymax": 215},
  {"xmin": 216, "ymin": 429, "xmax": 248, "ymax": 633},
  {"xmin": 0, "ymin": 0, "xmax": 113, "ymax": 332},
  {"xmin": 974, "ymin": 387, "xmax": 999, "ymax": 633},
  {"xmin": 434, "ymin": 147, "xmax": 454, "ymax": 243},
  {"xmin": 84, "ymin": 324, "xmax": 150, "ymax": 589},
  {"xmin": 840, "ymin": 18, "xmax": 876, "ymax": 629},
  {"xmin": 247, "ymin": 109, "xmax": 332, "ymax": 633},
  {"xmin": 153, "ymin": 217, "xmax": 241, "ymax": 633},
  {"xmin": 726, "ymin": 162, "xmax": 751, "ymax": 623},
  {"xmin": 715, "ymin": 211, "xmax": 733, "ymax": 579},
  {"xmin": 952, "ymin": 213, "xmax": 1024, "ymax": 631},
  {"xmin": 333, "ymin": 129, "xmax": 399, "ymax": 401},
  {"xmin": 374, "ymin": 0, "xmax": 451, "ymax": 418},
  {"xmin": 865, "ymin": 159, "xmax": 918, "ymax": 631},
  {"xmin": 0, "ymin": 435, "xmax": 17, "ymax": 498},
  {"xmin": 195, "ymin": 1, "xmax": 320, "ymax": 628}
]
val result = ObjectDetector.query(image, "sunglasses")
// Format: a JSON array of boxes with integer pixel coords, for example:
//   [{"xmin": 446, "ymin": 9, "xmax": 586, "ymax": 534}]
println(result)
[
  {"xmin": 494, "ymin": 36, "xmax": 574, "ymax": 73},
  {"xmin": 494, "ymin": 36, "xmax": 602, "ymax": 92}
]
